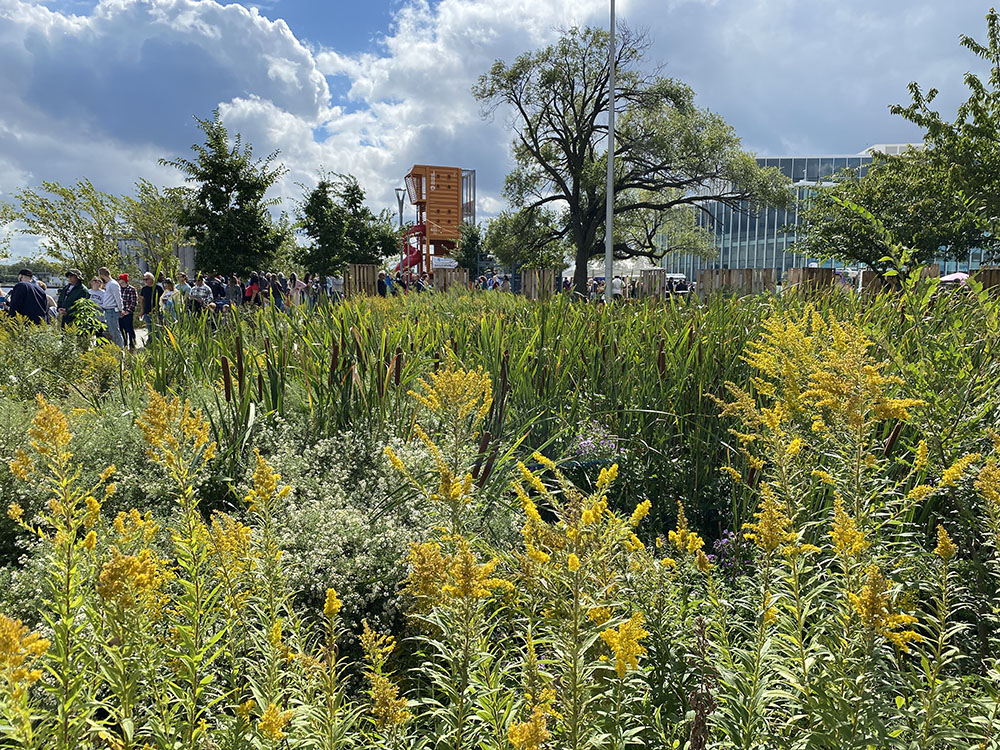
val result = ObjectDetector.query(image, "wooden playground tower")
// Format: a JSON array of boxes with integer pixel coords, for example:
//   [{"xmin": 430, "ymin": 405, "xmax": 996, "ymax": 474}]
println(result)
[{"xmin": 401, "ymin": 165, "xmax": 475, "ymax": 274}]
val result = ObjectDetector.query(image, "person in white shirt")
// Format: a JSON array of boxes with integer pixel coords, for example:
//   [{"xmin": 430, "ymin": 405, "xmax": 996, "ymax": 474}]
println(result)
[
  {"xmin": 98, "ymin": 266, "xmax": 125, "ymax": 347},
  {"xmin": 611, "ymin": 275, "xmax": 624, "ymax": 300}
]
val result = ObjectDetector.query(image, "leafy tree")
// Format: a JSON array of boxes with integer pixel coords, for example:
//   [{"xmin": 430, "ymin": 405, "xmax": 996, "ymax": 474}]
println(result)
[
  {"xmin": 453, "ymin": 223, "xmax": 484, "ymax": 274},
  {"xmin": 296, "ymin": 174, "xmax": 396, "ymax": 275},
  {"xmin": 473, "ymin": 25, "xmax": 788, "ymax": 293},
  {"xmin": 484, "ymin": 210, "xmax": 569, "ymax": 270},
  {"xmin": 890, "ymin": 8, "xmax": 1000, "ymax": 233},
  {"xmin": 794, "ymin": 149, "xmax": 996, "ymax": 273},
  {"xmin": 9, "ymin": 179, "xmax": 121, "ymax": 279},
  {"xmin": 0, "ymin": 201, "xmax": 15, "ymax": 259},
  {"xmin": 162, "ymin": 111, "xmax": 288, "ymax": 276},
  {"xmin": 119, "ymin": 178, "xmax": 190, "ymax": 277}
]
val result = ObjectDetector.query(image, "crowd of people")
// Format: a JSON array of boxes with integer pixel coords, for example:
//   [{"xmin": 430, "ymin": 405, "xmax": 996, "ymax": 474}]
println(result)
[{"xmin": 1, "ymin": 264, "xmax": 691, "ymax": 349}]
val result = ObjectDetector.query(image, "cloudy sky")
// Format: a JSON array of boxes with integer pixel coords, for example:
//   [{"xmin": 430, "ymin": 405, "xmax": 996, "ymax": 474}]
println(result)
[{"xmin": 0, "ymin": 0, "xmax": 993, "ymax": 258}]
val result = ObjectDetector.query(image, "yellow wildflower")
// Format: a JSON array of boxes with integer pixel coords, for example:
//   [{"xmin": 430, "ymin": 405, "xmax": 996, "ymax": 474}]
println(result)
[
  {"xmin": 907, "ymin": 484, "xmax": 935, "ymax": 502},
  {"xmin": 786, "ymin": 438, "xmax": 804, "ymax": 457},
  {"xmin": 257, "ymin": 703, "xmax": 293, "ymax": 741},
  {"xmin": 695, "ymin": 549, "xmax": 713, "ymax": 573},
  {"xmin": 245, "ymin": 450, "xmax": 291, "ymax": 514},
  {"xmin": 848, "ymin": 565, "xmax": 921, "ymax": 652},
  {"xmin": 934, "ymin": 525, "xmax": 957, "ymax": 561},
  {"xmin": 0, "ymin": 613, "xmax": 49, "ymax": 686},
  {"xmin": 914, "ymin": 440, "xmax": 929, "ymax": 472},
  {"xmin": 405, "ymin": 541, "xmax": 448, "ymax": 605},
  {"xmin": 830, "ymin": 495, "xmax": 868, "ymax": 558},
  {"xmin": 525, "ymin": 544, "xmax": 551, "ymax": 565},
  {"xmin": 977, "ymin": 459, "xmax": 1000, "ymax": 515},
  {"xmin": 588, "ymin": 606, "xmax": 612, "ymax": 625},
  {"xmin": 442, "ymin": 542, "xmax": 508, "ymax": 600},
  {"xmin": 600, "ymin": 613, "xmax": 649, "ymax": 678},
  {"xmin": 811, "ymin": 469, "xmax": 835, "ymax": 485},
  {"xmin": 668, "ymin": 501, "xmax": 693, "ymax": 552},
  {"xmin": 721, "ymin": 465, "xmax": 742, "ymax": 483},
  {"xmin": 567, "ymin": 553, "xmax": 580, "ymax": 572},
  {"xmin": 659, "ymin": 557, "xmax": 677, "ymax": 570},
  {"xmin": 686, "ymin": 532, "xmax": 705, "ymax": 554},
  {"xmin": 629, "ymin": 500, "xmax": 652, "ymax": 527},
  {"xmin": 82, "ymin": 530, "xmax": 97, "ymax": 551},
  {"xmin": 942, "ymin": 454, "xmax": 981, "ymax": 487},
  {"xmin": 360, "ymin": 620, "xmax": 396, "ymax": 669},
  {"xmin": 743, "ymin": 484, "xmax": 796, "ymax": 554},
  {"xmin": 7, "ymin": 504, "xmax": 23, "ymax": 523},
  {"xmin": 28, "ymin": 395, "xmax": 72, "ymax": 458},
  {"xmin": 8, "ymin": 450, "xmax": 33, "ymax": 481},
  {"xmin": 383, "ymin": 446, "xmax": 407, "ymax": 474},
  {"xmin": 596, "ymin": 463, "xmax": 619, "ymax": 492},
  {"xmin": 97, "ymin": 547, "xmax": 173, "ymax": 615},
  {"xmin": 532, "ymin": 451, "xmax": 556, "ymax": 472},
  {"xmin": 624, "ymin": 533, "xmax": 645, "ymax": 552},
  {"xmin": 324, "ymin": 587, "xmax": 342, "ymax": 619},
  {"xmin": 369, "ymin": 672, "xmax": 410, "ymax": 730},
  {"xmin": 236, "ymin": 699, "xmax": 255, "ymax": 720},
  {"xmin": 268, "ymin": 620, "xmax": 283, "ymax": 649},
  {"xmin": 408, "ymin": 366, "xmax": 493, "ymax": 424},
  {"xmin": 509, "ymin": 706, "xmax": 550, "ymax": 750}
]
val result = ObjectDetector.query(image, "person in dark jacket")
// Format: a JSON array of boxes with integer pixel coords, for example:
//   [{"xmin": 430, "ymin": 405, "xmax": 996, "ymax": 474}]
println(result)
[
  {"xmin": 7, "ymin": 268, "xmax": 48, "ymax": 323},
  {"xmin": 56, "ymin": 269, "xmax": 89, "ymax": 328}
]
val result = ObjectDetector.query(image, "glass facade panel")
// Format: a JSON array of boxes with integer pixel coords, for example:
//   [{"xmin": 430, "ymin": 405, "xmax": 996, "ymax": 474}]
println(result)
[
  {"xmin": 779, "ymin": 159, "xmax": 793, "ymax": 179},
  {"xmin": 792, "ymin": 159, "xmax": 806, "ymax": 182},
  {"xmin": 805, "ymin": 158, "xmax": 819, "ymax": 182},
  {"xmin": 820, "ymin": 158, "xmax": 835, "ymax": 180}
]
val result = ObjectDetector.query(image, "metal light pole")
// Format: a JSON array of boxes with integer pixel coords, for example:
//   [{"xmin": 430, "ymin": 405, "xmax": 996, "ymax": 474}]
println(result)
[
  {"xmin": 395, "ymin": 187, "xmax": 406, "ymax": 277},
  {"xmin": 604, "ymin": 0, "xmax": 616, "ymax": 303}
]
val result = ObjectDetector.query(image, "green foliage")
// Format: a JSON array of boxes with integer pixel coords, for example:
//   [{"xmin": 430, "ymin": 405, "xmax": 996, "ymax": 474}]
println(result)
[
  {"xmin": 453, "ymin": 222, "xmax": 485, "ymax": 274},
  {"xmin": 118, "ymin": 178, "xmax": 190, "ymax": 278},
  {"xmin": 297, "ymin": 174, "xmax": 397, "ymax": 274},
  {"xmin": 473, "ymin": 25, "xmax": 789, "ymax": 292},
  {"xmin": 794, "ymin": 149, "xmax": 996, "ymax": 272},
  {"xmin": 162, "ymin": 110, "xmax": 288, "ymax": 276},
  {"xmin": 891, "ymin": 7, "xmax": 1000, "ymax": 235},
  {"xmin": 484, "ymin": 210, "xmax": 568, "ymax": 270},
  {"xmin": 10, "ymin": 178, "xmax": 121, "ymax": 280}
]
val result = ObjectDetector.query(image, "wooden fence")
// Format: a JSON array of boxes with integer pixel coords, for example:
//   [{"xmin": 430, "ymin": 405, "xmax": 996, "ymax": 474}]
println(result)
[
  {"xmin": 974, "ymin": 267, "xmax": 1000, "ymax": 289},
  {"xmin": 786, "ymin": 267, "xmax": 836, "ymax": 290},
  {"xmin": 521, "ymin": 269, "xmax": 558, "ymax": 300},
  {"xmin": 344, "ymin": 264, "xmax": 379, "ymax": 297},
  {"xmin": 434, "ymin": 267, "xmax": 469, "ymax": 292},
  {"xmin": 696, "ymin": 268, "xmax": 774, "ymax": 296}
]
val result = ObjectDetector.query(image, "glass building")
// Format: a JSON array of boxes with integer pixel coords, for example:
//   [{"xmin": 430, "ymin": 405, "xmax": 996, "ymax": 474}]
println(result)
[{"xmin": 660, "ymin": 146, "xmax": 985, "ymax": 279}]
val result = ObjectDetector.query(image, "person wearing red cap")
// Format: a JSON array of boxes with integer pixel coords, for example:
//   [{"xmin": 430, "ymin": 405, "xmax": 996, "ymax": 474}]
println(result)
[{"xmin": 118, "ymin": 272, "xmax": 138, "ymax": 350}]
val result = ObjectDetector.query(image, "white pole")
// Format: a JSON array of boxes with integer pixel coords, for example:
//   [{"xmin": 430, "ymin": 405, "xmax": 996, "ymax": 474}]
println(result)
[{"xmin": 604, "ymin": 0, "xmax": 616, "ymax": 303}]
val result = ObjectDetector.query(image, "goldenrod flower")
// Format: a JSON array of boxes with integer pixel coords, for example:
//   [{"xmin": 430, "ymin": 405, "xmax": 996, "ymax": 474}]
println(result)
[
  {"xmin": 588, "ymin": 606, "xmax": 612, "ymax": 625},
  {"xmin": 0, "ymin": 613, "xmax": 49, "ymax": 686},
  {"xmin": 28, "ymin": 395, "xmax": 72, "ymax": 459},
  {"xmin": 509, "ymin": 705, "xmax": 550, "ymax": 750},
  {"xmin": 7, "ymin": 451, "xmax": 33, "ymax": 481},
  {"xmin": 668, "ymin": 501, "xmax": 693, "ymax": 552},
  {"xmin": 245, "ymin": 450, "xmax": 291, "ymax": 514},
  {"xmin": 786, "ymin": 438, "xmax": 804, "ymax": 457},
  {"xmin": 7, "ymin": 504, "xmax": 23, "ymax": 523},
  {"xmin": 695, "ymin": 550, "xmax": 713, "ymax": 573},
  {"xmin": 907, "ymin": 484, "xmax": 935, "ymax": 502},
  {"xmin": 596, "ymin": 463, "xmax": 619, "ymax": 492},
  {"xmin": 369, "ymin": 672, "xmax": 410, "ymax": 731},
  {"xmin": 914, "ymin": 440, "xmax": 929, "ymax": 472},
  {"xmin": 258, "ymin": 703, "xmax": 293, "ymax": 741},
  {"xmin": 567, "ymin": 553, "xmax": 580, "ymax": 572},
  {"xmin": 743, "ymin": 484, "xmax": 796, "ymax": 554},
  {"xmin": 442, "ymin": 542, "xmax": 508, "ymax": 600},
  {"xmin": 97, "ymin": 547, "xmax": 173, "ymax": 615},
  {"xmin": 628, "ymin": 500, "xmax": 652, "ymax": 527},
  {"xmin": 811, "ymin": 469, "xmax": 835, "ymax": 486},
  {"xmin": 360, "ymin": 620, "xmax": 396, "ymax": 670},
  {"xmin": 659, "ymin": 557, "xmax": 677, "ymax": 570},
  {"xmin": 404, "ymin": 541, "xmax": 449, "ymax": 605},
  {"xmin": 830, "ymin": 495, "xmax": 868, "ymax": 558},
  {"xmin": 82, "ymin": 530, "xmax": 97, "ymax": 551},
  {"xmin": 934, "ymin": 525, "xmax": 957, "ymax": 561},
  {"xmin": 976, "ymin": 459, "xmax": 1000, "ymax": 517},
  {"xmin": 942, "ymin": 454, "xmax": 981, "ymax": 487},
  {"xmin": 848, "ymin": 565, "xmax": 921, "ymax": 652},
  {"xmin": 267, "ymin": 620, "xmax": 283, "ymax": 649},
  {"xmin": 323, "ymin": 587, "xmax": 342, "ymax": 619},
  {"xmin": 721, "ymin": 465, "xmax": 742, "ymax": 483},
  {"xmin": 600, "ymin": 613, "xmax": 649, "ymax": 678},
  {"xmin": 408, "ymin": 366, "xmax": 492, "ymax": 424}
]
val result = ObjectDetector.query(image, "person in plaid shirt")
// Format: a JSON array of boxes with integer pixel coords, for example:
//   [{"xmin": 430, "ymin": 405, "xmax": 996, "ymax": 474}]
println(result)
[
  {"xmin": 117, "ymin": 273, "xmax": 138, "ymax": 350},
  {"xmin": 189, "ymin": 275, "xmax": 214, "ymax": 311}
]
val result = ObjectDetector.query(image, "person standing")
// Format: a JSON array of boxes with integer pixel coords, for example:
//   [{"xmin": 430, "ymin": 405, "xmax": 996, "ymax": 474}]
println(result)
[
  {"xmin": 97, "ymin": 267, "xmax": 125, "ymax": 347},
  {"xmin": 189, "ymin": 275, "xmax": 214, "ymax": 311},
  {"xmin": 117, "ymin": 273, "xmax": 138, "ymax": 350},
  {"xmin": 611, "ymin": 275, "xmax": 624, "ymax": 300},
  {"xmin": 139, "ymin": 272, "xmax": 163, "ymax": 342},
  {"xmin": 6, "ymin": 268, "xmax": 48, "ymax": 323},
  {"xmin": 377, "ymin": 271, "xmax": 388, "ymax": 297},
  {"xmin": 57, "ymin": 269, "xmax": 89, "ymax": 328}
]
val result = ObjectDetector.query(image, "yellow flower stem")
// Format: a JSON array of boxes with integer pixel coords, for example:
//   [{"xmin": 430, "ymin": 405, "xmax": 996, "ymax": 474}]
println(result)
[{"xmin": 920, "ymin": 559, "xmax": 951, "ymax": 743}]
